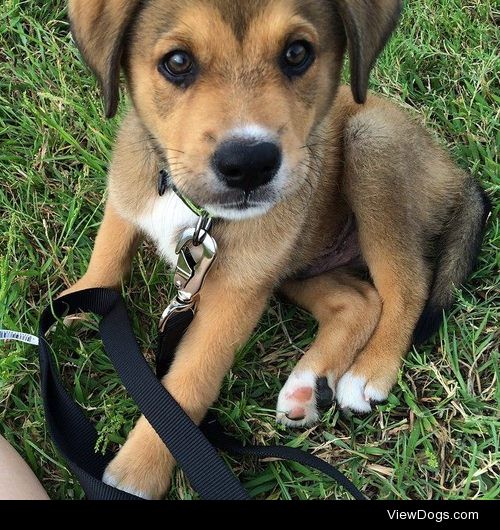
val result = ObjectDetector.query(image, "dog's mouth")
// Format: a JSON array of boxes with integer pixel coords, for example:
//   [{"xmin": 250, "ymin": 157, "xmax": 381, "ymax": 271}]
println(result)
[
  {"xmin": 169, "ymin": 168, "xmax": 285, "ymax": 221},
  {"xmin": 203, "ymin": 187, "xmax": 280, "ymax": 220}
]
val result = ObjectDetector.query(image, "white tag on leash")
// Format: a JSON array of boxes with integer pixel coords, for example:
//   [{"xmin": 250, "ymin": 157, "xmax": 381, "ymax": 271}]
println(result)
[{"xmin": 0, "ymin": 330, "xmax": 39, "ymax": 346}]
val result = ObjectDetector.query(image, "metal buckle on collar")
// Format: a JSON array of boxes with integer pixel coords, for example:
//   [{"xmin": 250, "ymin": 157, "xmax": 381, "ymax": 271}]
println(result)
[
  {"xmin": 157, "ymin": 170, "xmax": 218, "ymax": 332},
  {"xmin": 174, "ymin": 227, "xmax": 217, "ymax": 297},
  {"xmin": 159, "ymin": 226, "xmax": 217, "ymax": 333}
]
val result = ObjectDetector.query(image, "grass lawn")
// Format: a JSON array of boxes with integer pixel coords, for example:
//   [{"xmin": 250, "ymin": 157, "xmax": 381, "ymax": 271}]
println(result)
[{"xmin": 0, "ymin": 0, "xmax": 498, "ymax": 501}]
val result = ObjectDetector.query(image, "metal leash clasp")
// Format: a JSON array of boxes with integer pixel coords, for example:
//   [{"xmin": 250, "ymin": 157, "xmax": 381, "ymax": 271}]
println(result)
[{"xmin": 159, "ymin": 216, "xmax": 217, "ymax": 332}]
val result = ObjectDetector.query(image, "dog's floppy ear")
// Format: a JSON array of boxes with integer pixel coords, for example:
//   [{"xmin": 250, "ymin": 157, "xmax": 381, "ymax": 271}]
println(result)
[
  {"xmin": 68, "ymin": 0, "xmax": 142, "ymax": 118},
  {"xmin": 335, "ymin": 0, "xmax": 403, "ymax": 104}
]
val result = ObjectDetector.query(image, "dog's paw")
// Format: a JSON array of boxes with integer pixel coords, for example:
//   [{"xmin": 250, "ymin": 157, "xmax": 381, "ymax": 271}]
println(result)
[
  {"xmin": 103, "ymin": 468, "xmax": 153, "ymax": 500},
  {"xmin": 336, "ymin": 371, "xmax": 390, "ymax": 414},
  {"xmin": 103, "ymin": 451, "xmax": 164, "ymax": 500},
  {"xmin": 102, "ymin": 429, "xmax": 173, "ymax": 500},
  {"xmin": 276, "ymin": 370, "xmax": 334, "ymax": 428}
]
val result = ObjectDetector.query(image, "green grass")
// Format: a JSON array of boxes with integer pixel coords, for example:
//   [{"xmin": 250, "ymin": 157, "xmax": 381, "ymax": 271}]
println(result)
[{"xmin": 0, "ymin": 0, "xmax": 498, "ymax": 501}]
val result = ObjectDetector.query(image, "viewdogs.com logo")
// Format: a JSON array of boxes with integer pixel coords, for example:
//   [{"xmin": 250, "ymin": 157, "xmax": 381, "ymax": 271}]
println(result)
[{"xmin": 387, "ymin": 510, "xmax": 479, "ymax": 523}]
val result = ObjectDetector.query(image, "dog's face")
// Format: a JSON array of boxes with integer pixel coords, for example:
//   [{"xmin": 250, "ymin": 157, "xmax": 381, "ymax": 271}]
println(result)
[
  {"xmin": 127, "ymin": 0, "xmax": 345, "ymax": 219},
  {"xmin": 70, "ymin": 0, "xmax": 402, "ymax": 219}
]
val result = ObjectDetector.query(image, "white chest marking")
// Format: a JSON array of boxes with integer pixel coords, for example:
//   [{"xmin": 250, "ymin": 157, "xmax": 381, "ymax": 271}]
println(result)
[{"xmin": 136, "ymin": 191, "xmax": 198, "ymax": 267}]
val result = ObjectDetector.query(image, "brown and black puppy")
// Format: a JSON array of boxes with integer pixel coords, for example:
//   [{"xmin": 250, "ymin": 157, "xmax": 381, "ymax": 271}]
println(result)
[{"xmin": 66, "ymin": 0, "xmax": 490, "ymax": 499}]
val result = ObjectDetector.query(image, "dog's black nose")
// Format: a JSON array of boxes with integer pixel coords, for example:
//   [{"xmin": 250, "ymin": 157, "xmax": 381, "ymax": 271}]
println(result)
[{"xmin": 212, "ymin": 140, "xmax": 282, "ymax": 192}]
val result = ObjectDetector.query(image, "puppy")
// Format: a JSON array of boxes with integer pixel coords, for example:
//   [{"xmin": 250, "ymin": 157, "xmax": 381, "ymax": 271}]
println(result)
[{"xmin": 66, "ymin": 0, "xmax": 490, "ymax": 499}]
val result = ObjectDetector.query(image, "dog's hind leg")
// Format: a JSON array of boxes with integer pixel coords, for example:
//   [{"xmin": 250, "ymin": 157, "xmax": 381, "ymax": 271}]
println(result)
[
  {"xmin": 333, "ymin": 103, "xmax": 488, "ymax": 414},
  {"xmin": 276, "ymin": 270, "xmax": 382, "ymax": 427}
]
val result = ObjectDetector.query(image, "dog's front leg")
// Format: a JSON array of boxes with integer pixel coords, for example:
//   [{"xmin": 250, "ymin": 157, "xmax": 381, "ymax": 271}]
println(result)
[
  {"xmin": 103, "ymin": 270, "xmax": 271, "ymax": 500},
  {"xmin": 62, "ymin": 201, "xmax": 141, "ymax": 295}
]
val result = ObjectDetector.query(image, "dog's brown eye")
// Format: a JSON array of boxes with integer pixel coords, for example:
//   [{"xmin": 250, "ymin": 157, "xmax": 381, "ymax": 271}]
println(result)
[
  {"xmin": 166, "ymin": 51, "xmax": 192, "ymax": 75},
  {"xmin": 159, "ymin": 50, "xmax": 196, "ymax": 87},
  {"xmin": 286, "ymin": 43, "xmax": 307, "ymax": 66},
  {"xmin": 280, "ymin": 40, "xmax": 315, "ymax": 78}
]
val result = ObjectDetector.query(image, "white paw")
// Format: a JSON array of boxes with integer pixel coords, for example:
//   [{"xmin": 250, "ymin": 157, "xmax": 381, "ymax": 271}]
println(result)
[
  {"xmin": 336, "ymin": 371, "xmax": 388, "ymax": 413},
  {"xmin": 364, "ymin": 383, "xmax": 388, "ymax": 403},
  {"xmin": 102, "ymin": 469, "xmax": 153, "ymax": 500},
  {"xmin": 276, "ymin": 370, "xmax": 331, "ymax": 428}
]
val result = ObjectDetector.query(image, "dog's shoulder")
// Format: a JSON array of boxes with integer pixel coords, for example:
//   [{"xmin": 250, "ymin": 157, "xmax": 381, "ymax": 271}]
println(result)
[{"xmin": 336, "ymin": 85, "xmax": 407, "ymax": 139}]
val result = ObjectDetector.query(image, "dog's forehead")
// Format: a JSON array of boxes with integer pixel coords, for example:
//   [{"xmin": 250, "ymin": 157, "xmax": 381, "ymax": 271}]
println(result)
[
  {"xmin": 142, "ymin": 0, "xmax": 332, "ymax": 43},
  {"xmin": 210, "ymin": 0, "xmax": 276, "ymax": 41}
]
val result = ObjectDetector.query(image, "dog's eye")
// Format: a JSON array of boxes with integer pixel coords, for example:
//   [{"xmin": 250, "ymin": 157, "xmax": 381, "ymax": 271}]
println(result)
[
  {"xmin": 159, "ymin": 50, "xmax": 196, "ymax": 86},
  {"xmin": 281, "ymin": 40, "xmax": 315, "ymax": 77},
  {"xmin": 165, "ymin": 51, "xmax": 193, "ymax": 75}
]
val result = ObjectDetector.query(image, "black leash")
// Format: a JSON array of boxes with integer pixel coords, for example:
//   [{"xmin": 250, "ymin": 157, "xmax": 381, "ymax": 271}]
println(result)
[{"xmin": 39, "ymin": 288, "xmax": 367, "ymax": 500}]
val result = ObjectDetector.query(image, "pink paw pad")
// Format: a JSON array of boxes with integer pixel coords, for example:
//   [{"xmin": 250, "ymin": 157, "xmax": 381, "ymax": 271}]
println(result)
[
  {"xmin": 277, "ymin": 371, "xmax": 327, "ymax": 427},
  {"xmin": 286, "ymin": 387, "xmax": 313, "ymax": 402}
]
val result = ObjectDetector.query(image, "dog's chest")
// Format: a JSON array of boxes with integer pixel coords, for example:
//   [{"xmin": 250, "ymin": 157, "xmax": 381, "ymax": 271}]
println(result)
[{"xmin": 136, "ymin": 191, "xmax": 198, "ymax": 267}]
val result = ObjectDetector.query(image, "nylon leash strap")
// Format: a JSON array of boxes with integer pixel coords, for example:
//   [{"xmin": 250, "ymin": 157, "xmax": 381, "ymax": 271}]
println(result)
[{"xmin": 38, "ymin": 288, "xmax": 366, "ymax": 500}]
